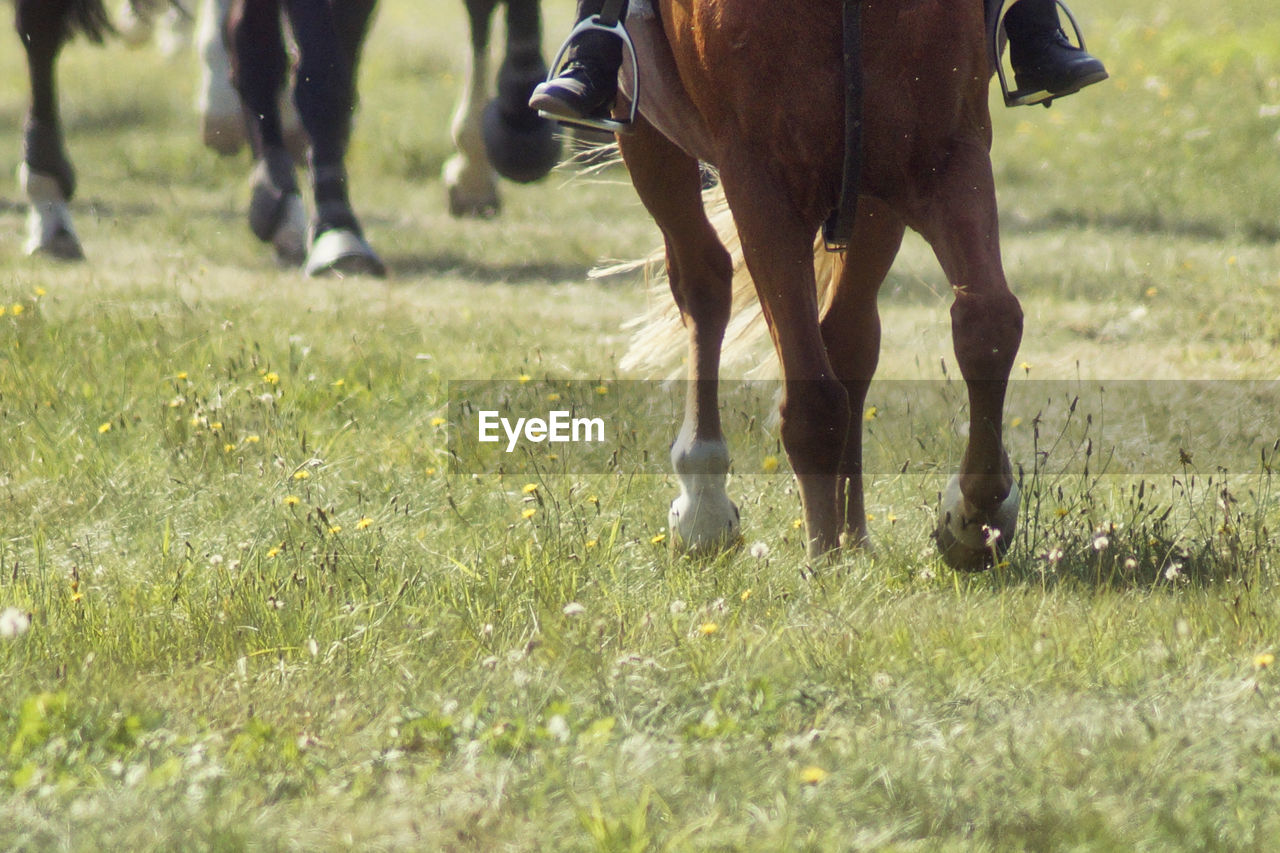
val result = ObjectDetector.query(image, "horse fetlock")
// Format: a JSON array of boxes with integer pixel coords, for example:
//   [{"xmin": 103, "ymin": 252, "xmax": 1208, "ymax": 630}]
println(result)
[{"xmin": 935, "ymin": 474, "xmax": 1020, "ymax": 571}]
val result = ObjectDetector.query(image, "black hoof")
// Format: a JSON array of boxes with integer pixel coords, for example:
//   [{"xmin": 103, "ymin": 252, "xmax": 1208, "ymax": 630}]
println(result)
[{"xmin": 481, "ymin": 99, "xmax": 562, "ymax": 185}]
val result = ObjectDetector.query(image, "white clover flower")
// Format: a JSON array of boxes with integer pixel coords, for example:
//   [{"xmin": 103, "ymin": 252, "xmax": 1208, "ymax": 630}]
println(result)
[
  {"xmin": 749, "ymin": 541, "xmax": 770, "ymax": 559},
  {"xmin": 562, "ymin": 602, "xmax": 586, "ymax": 617}
]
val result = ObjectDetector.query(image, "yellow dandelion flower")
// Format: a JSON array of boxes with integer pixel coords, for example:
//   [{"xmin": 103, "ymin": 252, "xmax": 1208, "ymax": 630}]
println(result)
[
  {"xmin": 97, "ymin": 422, "xmax": 112, "ymax": 434},
  {"xmin": 223, "ymin": 443, "xmax": 235, "ymax": 453},
  {"xmin": 698, "ymin": 622, "xmax": 719, "ymax": 635},
  {"xmin": 1055, "ymin": 507, "xmax": 1070, "ymax": 517},
  {"xmin": 762, "ymin": 455, "xmax": 779, "ymax": 473},
  {"xmin": 356, "ymin": 517, "xmax": 373, "ymax": 530},
  {"xmin": 1255, "ymin": 653, "xmax": 1274, "ymax": 669},
  {"xmin": 522, "ymin": 483, "xmax": 539, "ymax": 494},
  {"xmin": 866, "ymin": 513, "xmax": 876, "ymax": 522},
  {"xmin": 244, "ymin": 435, "xmax": 260, "ymax": 444},
  {"xmin": 425, "ymin": 467, "xmax": 437, "ymax": 475},
  {"xmin": 293, "ymin": 470, "xmax": 310, "ymax": 481},
  {"xmin": 263, "ymin": 372, "xmax": 280, "ymax": 385},
  {"xmin": 210, "ymin": 421, "xmax": 223, "ymax": 432},
  {"xmin": 267, "ymin": 546, "xmax": 282, "ymax": 559},
  {"xmin": 522, "ymin": 508, "xmax": 537, "ymax": 519},
  {"xmin": 331, "ymin": 378, "xmax": 345, "ymax": 387},
  {"xmin": 800, "ymin": 765, "xmax": 828, "ymax": 785},
  {"xmin": 1020, "ymin": 362, "xmax": 1032, "ymax": 373},
  {"xmin": 547, "ymin": 392, "xmax": 561, "ymax": 402},
  {"xmin": 284, "ymin": 495, "xmax": 301, "ymax": 506},
  {"xmin": 71, "ymin": 591, "xmax": 84, "ymax": 603},
  {"xmin": 11, "ymin": 305, "xmax": 24, "ymax": 316},
  {"xmin": 0, "ymin": 307, "xmax": 6, "ymax": 317},
  {"xmin": 518, "ymin": 374, "xmax": 532, "ymax": 383},
  {"xmin": 588, "ymin": 495, "xmax": 599, "ymax": 505},
  {"xmin": 792, "ymin": 518, "xmax": 804, "ymax": 529},
  {"xmin": 650, "ymin": 533, "xmax": 666, "ymax": 545},
  {"xmin": 328, "ymin": 525, "xmax": 342, "ymax": 535},
  {"xmin": 34, "ymin": 287, "xmax": 46, "ymax": 297},
  {"xmin": 1011, "ymin": 416, "xmax": 1023, "ymax": 428},
  {"xmin": 585, "ymin": 539, "xmax": 598, "ymax": 549},
  {"xmin": 430, "ymin": 416, "xmax": 447, "ymax": 427},
  {"xmin": 1146, "ymin": 286, "xmax": 1158, "ymax": 297},
  {"xmin": 176, "ymin": 371, "xmax": 188, "ymax": 380},
  {"xmin": 740, "ymin": 589, "xmax": 753, "ymax": 602},
  {"xmin": 864, "ymin": 406, "xmax": 877, "ymax": 421},
  {"xmin": 595, "ymin": 385, "xmax": 608, "ymax": 395}
]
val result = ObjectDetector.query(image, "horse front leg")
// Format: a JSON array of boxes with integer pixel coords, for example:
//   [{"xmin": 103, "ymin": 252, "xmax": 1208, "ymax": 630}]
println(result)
[
  {"xmin": 818, "ymin": 198, "xmax": 906, "ymax": 549},
  {"xmin": 16, "ymin": 0, "xmax": 83, "ymax": 259},
  {"xmin": 445, "ymin": 0, "xmax": 502, "ymax": 217},
  {"xmin": 722, "ymin": 163, "xmax": 849, "ymax": 559},
  {"xmin": 479, "ymin": 0, "xmax": 560, "ymax": 185},
  {"xmin": 619, "ymin": 119, "xmax": 740, "ymax": 553},
  {"xmin": 920, "ymin": 139, "xmax": 1024, "ymax": 571}
]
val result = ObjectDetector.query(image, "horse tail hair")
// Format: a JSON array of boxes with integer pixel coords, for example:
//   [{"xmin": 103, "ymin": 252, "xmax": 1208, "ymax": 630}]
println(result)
[
  {"xmin": 64, "ymin": 0, "xmax": 169, "ymax": 43},
  {"xmin": 615, "ymin": 181, "xmax": 839, "ymax": 380}
]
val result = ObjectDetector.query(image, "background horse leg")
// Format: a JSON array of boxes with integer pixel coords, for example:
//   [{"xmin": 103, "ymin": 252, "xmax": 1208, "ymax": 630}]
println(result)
[
  {"xmin": 16, "ymin": 0, "xmax": 84, "ymax": 259},
  {"xmin": 196, "ymin": 0, "xmax": 243, "ymax": 155},
  {"xmin": 446, "ymin": 0, "xmax": 502, "ymax": 217},
  {"xmin": 480, "ymin": 0, "xmax": 560, "ymax": 184},
  {"xmin": 721, "ymin": 161, "xmax": 850, "ymax": 559},
  {"xmin": 818, "ymin": 199, "xmax": 906, "ymax": 549},
  {"xmin": 618, "ymin": 119, "xmax": 739, "ymax": 553},
  {"xmin": 920, "ymin": 139, "xmax": 1024, "ymax": 571},
  {"xmin": 227, "ymin": 0, "xmax": 306, "ymax": 265},
  {"xmin": 285, "ymin": 0, "xmax": 385, "ymax": 277}
]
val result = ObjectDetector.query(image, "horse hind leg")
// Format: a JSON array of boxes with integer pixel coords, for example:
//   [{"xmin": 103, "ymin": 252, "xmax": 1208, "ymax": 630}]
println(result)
[
  {"xmin": 445, "ymin": 0, "xmax": 502, "ymax": 217},
  {"xmin": 918, "ymin": 140, "xmax": 1024, "ymax": 571},
  {"xmin": 818, "ymin": 198, "xmax": 906, "ymax": 549},
  {"xmin": 619, "ymin": 119, "xmax": 740, "ymax": 553}
]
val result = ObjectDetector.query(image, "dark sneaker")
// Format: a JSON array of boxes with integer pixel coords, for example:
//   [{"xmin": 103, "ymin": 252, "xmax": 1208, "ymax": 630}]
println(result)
[{"xmin": 1010, "ymin": 29, "xmax": 1108, "ymax": 104}]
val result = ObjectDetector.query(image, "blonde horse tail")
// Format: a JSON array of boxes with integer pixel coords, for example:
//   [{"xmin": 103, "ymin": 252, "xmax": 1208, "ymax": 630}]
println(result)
[{"xmin": 616, "ymin": 181, "xmax": 841, "ymax": 379}]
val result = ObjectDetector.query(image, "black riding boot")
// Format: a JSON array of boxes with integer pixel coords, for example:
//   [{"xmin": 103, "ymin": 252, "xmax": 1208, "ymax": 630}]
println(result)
[
  {"xmin": 528, "ymin": 0, "xmax": 629, "ymax": 122},
  {"xmin": 1005, "ymin": 0, "xmax": 1107, "ymax": 103}
]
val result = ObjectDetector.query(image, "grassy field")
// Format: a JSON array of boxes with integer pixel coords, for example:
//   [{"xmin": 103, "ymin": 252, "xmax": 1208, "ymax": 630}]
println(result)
[{"xmin": 3, "ymin": 0, "xmax": 1280, "ymax": 849}]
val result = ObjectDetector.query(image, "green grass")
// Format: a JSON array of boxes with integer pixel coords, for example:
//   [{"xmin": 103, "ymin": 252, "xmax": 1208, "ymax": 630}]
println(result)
[{"xmin": 3, "ymin": 0, "xmax": 1280, "ymax": 849}]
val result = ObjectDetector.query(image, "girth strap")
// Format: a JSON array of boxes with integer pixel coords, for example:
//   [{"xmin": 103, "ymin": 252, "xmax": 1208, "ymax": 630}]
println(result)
[{"xmin": 822, "ymin": 0, "xmax": 863, "ymax": 252}]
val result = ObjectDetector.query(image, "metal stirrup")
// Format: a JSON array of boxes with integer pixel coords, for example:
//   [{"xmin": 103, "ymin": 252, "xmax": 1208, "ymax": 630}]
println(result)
[
  {"xmin": 988, "ymin": 0, "xmax": 1091, "ymax": 107},
  {"xmin": 540, "ymin": 0, "xmax": 640, "ymax": 133}
]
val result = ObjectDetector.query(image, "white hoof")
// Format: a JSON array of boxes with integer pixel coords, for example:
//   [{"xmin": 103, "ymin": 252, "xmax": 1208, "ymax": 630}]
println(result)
[
  {"xmin": 19, "ymin": 165, "xmax": 83, "ymax": 260},
  {"xmin": 305, "ymin": 228, "xmax": 387, "ymax": 278},
  {"xmin": 935, "ymin": 475, "xmax": 1020, "ymax": 572},
  {"xmin": 443, "ymin": 154, "xmax": 499, "ymax": 218},
  {"xmin": 668, "ymin": 437, "xmax": 741, "ymax": 554}
]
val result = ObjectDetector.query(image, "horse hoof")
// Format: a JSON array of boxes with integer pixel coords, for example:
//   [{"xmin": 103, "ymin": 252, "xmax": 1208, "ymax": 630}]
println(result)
[
  {"xmin": 669, "ymin": 494, "xmax": 742, "ymax": 555},
  {"xmin": 935, "ymin": 475, "xmax": 1020, "ymax": 572},
  {"xmin": 201, "ymin": 112, "xmax": 245, "ymax": 157},
  {"xmin": 265, "ymin": 193, "xmax": 307, "ymax": 267},
  {"xmin": 305, "ymin": 228, "xmax": 386, "ymax": 278},
  {"xmin": 443, "ymin": 154, "xmax": 500, "ymax": 219},
  {"xmin": 481, "ymin": 100, "xmax": 562, "ymax": 185},
  {"xmin": 20, "ymin": 165, "xmax": 84, "ymax": 261}
]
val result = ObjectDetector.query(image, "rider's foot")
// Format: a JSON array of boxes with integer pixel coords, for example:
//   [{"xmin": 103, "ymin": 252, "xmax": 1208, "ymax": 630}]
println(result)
[
  {"xmin": 1010, "ymin": 28, "xmax": 1108, "ymax": 103},
  {"xmin": 529, "ymin": 31, "xmax": 622, "ymax": 123}
]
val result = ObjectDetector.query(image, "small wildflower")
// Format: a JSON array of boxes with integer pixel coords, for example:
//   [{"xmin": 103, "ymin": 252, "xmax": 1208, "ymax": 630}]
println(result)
[
  {"xmin": 1255, "ymin": 653, "xmax": 1275, "ymax": 669},
  {"xmin": 263, "ymin": 372, "xmax": 280, "ymax": 385},
  {"xmin": 650, "ymin": 533, "xmax": 666, "ymax": 545},
  {"xmin": 669, "ymin": 600, "xmax": 687, "ymax": 614},
  {"xmin": 547, "ymin": 715, "xmax": 570, "ymax": 743},
  {"xmin": 522, "ymin": 508, "xmax": 537, "ymax": 519},
  {"xmin": 518, "ymin": 374, "xmax": 532, "ymax": 383},
  {"xmin": 430, "ymin": 417, "xmax": 447, "ymax": 427},
  {"xmin": 584, "ymin": 539, "xmax": 598, "ymax": 549},
  {"xmin": 595, "ymin": 385, "xmax": 608, "ymax": 395},
  {"xmin": 1146, "ymin": 286, "xmax": 1158, "ymax": 297},
  {"xmin": 283, "ymin": 495, "xmax": 301, "ymax": 506},
  {"xmin": 0, "ymin": 608, "xmax": 31, "ymax": 639},
  {"xmin": 1020, "ymin": 362, "xmax": 1032, "ymax": 374},
  {"xmin": 587, "ymin": 495, "xmax": 599, "ymax": 505},
  {"xmin": 749, "ymin": 541, "xmax": 770, "ymax": 559},
  {"xmin": 355, "ymin": 517, "xmax": 373, "ymax": 530},
  {"xmin": 293, "ymin": 470, "xmax": 310, "ymax": 481},
  {"xmin": 1124, "ymin": 557, "xmax": 1138, "ymax": 570},
  {"xmin": 97, "ymin": 422, "xmax": 112, "ymax": 434},
  {"xmin": 1092, "ymin": 534, "xmax": 1110, "ymax": 552},
  {"xmin": 1055, "ymin": 507, "xmax": 1070, "ymax": 517},
  {"xmin": 863, "ymin": 406, "xmax": 878, "ymax": 422},
  {"xmin": 11, "ymin": 304, "xmax": 24, "ymax": 316},
  {"xmin": 267, "ymin": 546, "xmax": 282, "ymax": 559},
  {"xmin": 34, "ymin": 287, "xmax": 46, "ymax": 297},
  {"xmin": 1046, "ymin": 548, "xmax": 1064, "ymax": 564},
  {"xmin": 223, "ymin": 443, "xmax": 236, "ymax": 453},
  {"xmin": 562, "ymin": 602, "xmax": 586, "ymax": 617},
  {"xmin": 244, "ymin": 435, "xmax": 260, "ymax": 444},
  {"xmin": 1164, "ymin": 562, "xmax": 1184, "ymax": 582},
  {"xmin": 800, "ymin": 766, "xmax": 828, "ymax": 785},
  {"xmin": 522, "ymin": 483, "xmax": 539, "ymax": 494},
  {"xmin": 983, "ymin": 525, "xmax": 1002, "ymax": 548},
  {"xmin": 426, "ymin": 467, "xmax": 437, "ymax": 475},
  {"xmin": 176, "ymin": 371, "xmax": 188, "ymax": 380},
  {"xmin": 328, "ymin": 525, "xmax": 342, "ymax": 535},
  {"xmin": 792, "ymin": 518, "xmax": 804, "ymax": 529},
  {"xmin": 1010, "ymin": 416, "xmax": 1023, "ymax": 428},
  {"xmin": 209, "ymin": 421, "xmax": 222, "ymax": 432},
  {"xmin": 547, "ymin": 393, "xmax": 561, "ymax": 402},
  {"xmin": 331, "ymin": 378, "xmax": 345, "ymax": 388},
  {"xmin": 698, "ymin": 622, "xmax": 719, "ymax": 636},
  {"xmin": 762, "ymin": 455, "xmax": 779, "ymax": 473},
  {"xmin": 740, "ymin": 588, "xmax": 753, "ymax": 603}
]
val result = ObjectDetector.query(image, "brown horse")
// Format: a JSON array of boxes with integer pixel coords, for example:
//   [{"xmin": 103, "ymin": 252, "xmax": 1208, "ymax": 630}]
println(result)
[{"xmin": 617, "ymin": 0, "xmax": 1023, "ymax": 570}]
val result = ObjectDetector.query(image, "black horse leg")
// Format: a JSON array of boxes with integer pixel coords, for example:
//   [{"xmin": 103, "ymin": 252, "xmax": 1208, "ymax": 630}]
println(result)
[
  {"xmin": 482, "ymin": 0, "xmax": 560, "ymax": 184},
  {"xmin": 227, "ymin": 0, "xmax": 306, "ymax": 263},
  {"xmin": 283, "ymin": 0, "xmax": 384, "ymax": 276},
  {"xmin": 16, "ymin": 0, "xmax": 83, "ymax": 258}
]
